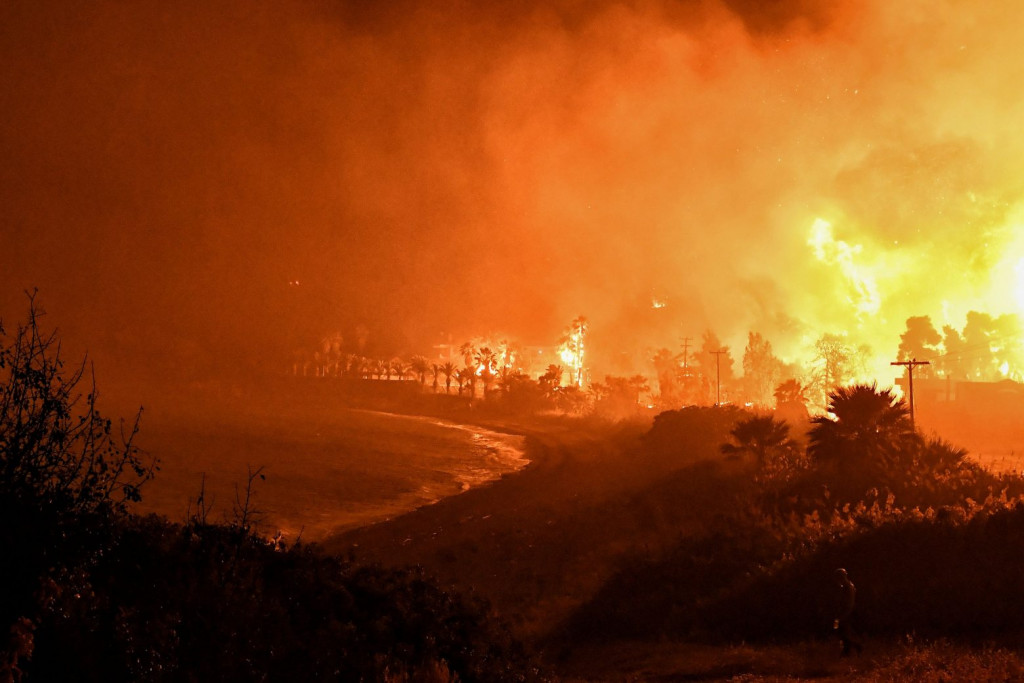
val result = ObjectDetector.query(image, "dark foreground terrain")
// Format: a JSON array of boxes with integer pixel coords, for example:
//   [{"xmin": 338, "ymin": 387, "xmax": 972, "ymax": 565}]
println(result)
[
  {"xmin": 323, "ymin": 398, "xmax": 1024, "ymax": 681},
  {"xmin": 9, "ymin": 363, "xmax": 1024, "ymax": 680}
]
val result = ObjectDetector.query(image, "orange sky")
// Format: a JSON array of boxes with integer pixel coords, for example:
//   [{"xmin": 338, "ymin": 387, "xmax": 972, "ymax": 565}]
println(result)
[{"xmin": 3, "ymin": 0, "xmax": 1024, "ymax": 392}]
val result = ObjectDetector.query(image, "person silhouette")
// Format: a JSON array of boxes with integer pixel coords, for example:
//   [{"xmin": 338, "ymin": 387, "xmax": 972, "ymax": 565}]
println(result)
[{"xmin": 833, "ymin": 568, "xmax": 862, "ymax": 656}]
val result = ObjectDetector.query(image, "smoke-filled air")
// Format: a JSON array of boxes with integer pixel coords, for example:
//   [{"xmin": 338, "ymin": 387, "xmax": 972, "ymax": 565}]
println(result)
[
  {"xmin": 6, "ymin": 0, "xmax": 1024, "ymax": 397},
  {"xmin": 11, "ymin": 2, "xmax": 1024, "ymax": 680}
]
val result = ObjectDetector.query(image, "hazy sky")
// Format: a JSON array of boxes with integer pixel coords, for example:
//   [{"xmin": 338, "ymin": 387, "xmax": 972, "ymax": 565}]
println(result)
[{"xmin": 4, "ymin": 0, "xmax": 1024, "ymax": 389}]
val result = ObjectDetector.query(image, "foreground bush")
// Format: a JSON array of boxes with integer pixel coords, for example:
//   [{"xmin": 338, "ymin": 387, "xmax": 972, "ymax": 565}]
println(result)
[
  {"xmin": 553, "ymin": 398, "xmax": 1024, "ymax": 650},
  {"xmin": 26, "ymin": 515, "xmax": 535, "ymax": 681},
  {"xmin": 0, "ymin": 295, "xmax": 154, "ymax": 678},
  {"xmin": 565, "ymin": 502, "xmax": 1024, "ymax": 648}
]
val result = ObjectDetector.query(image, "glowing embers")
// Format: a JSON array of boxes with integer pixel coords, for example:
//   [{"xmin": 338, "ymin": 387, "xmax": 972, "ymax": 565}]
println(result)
[{"xmin": 808, "ymin": 218, "xmax": 881, "ymax": 317}]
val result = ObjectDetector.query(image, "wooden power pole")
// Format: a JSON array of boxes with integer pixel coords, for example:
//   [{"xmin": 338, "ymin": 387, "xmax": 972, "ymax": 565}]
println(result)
[
  {"xmin": 891, "ymin": 358, "xmax": 930, "ymax": 429},
  {"xmin": 711, "ymin": 349, "xmax": 727, "ymax": 406}
]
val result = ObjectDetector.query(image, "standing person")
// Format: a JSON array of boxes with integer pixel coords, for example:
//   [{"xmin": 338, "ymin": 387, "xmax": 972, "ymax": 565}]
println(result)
[{"xmin": 833, "ymin": 568, "xmax": 862, "ymax": 656}]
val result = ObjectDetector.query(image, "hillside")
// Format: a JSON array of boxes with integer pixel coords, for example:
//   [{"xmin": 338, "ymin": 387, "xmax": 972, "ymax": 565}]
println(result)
[{"xmin": 324, "ymin": 404, "xmax": 1024, "ymax": 681}]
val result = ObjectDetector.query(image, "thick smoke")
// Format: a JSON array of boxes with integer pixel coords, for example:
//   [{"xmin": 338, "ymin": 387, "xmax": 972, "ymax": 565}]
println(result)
[{"xmin": 2, "ymin": 0, "xmax": 1023, "ymax": 398}]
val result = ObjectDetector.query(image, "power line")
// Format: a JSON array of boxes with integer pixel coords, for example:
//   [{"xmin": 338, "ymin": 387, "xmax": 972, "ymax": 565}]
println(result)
[
  {"xmin": 891, "ymin": 358, "xmax": 930, "ymax": 429},
  {"xmin": 680, "ymin": 336, "xmax": 692, "ymax": 372}
]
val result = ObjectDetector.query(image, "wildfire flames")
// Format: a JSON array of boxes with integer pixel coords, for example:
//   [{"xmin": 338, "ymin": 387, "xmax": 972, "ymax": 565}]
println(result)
[
  {"xmin": 559, "ymin": 317, "xmax": 588, "ymax": 388},
  {"xmin": 9, "ymin": 1, "xmax": 1024, "ymax": 409},
  {"xmin": 786, "ymin": 208, "xmax": 1024, "ymax": 388}
]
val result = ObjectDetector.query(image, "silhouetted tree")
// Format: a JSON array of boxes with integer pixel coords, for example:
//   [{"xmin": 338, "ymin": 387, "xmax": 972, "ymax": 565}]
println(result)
[
  {"xmin": 389, "ymin": 357, "xmax": 411, "ymax": 382},
  {"xmin": 628, "ymin": 374, "xmax": 650, "ymax": 406},
  {"xmin": 721, "ymin": 415, "xmax": 796, "ymax": 468},
  {"xmin": 721, "ymin": 414, "xmax": 806, "ymax": 486},
  {"xmin": 459, "ymin": 341, "xmax": 477, "ymax": 369},
  {"xmin": 539, "ymin": 364, "xmax": 563, "ymax": 398},
  {"xmin": 0, "ymin": 294, "xmax": 155, "ymax": 669},
  {"xmin": 962, "ymin": 311, "xmax": 997, "ymax": 379},
  {"xmin": 938, "ymin": 324, "xmax": 967, "ymax": 379},
  {"xmin": 456, "ymin": 367, "xmax": 476, "ymax": 398},
  {"xmin": 410, "ymin": 355, "xmax": 430, "ymax": 387},
  {"xmin": 440, "ymin": 361, "xmax": 457, "ymax": 395},
  {"xmin": 773, "ymin": 378, "xmax": 810, "ymax": 427},
  {"xmin": 319, "ymin": 332, "xmax": 344, "ymax": 376},
  {"xmin": 809, "ymin": 383, "xmax": 920, "ymax": 493}
]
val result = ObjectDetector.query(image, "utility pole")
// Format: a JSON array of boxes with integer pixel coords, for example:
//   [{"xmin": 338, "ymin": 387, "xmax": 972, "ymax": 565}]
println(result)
[
  {"xmin": 891, "ymin": 358, "xmax": 930, "ymax": 429},
  {"xmin": 680, "ymin": 337, "xmax": 692, "ymax": 372},
  {"xmin": 711, "ymin": 349, "xmax": 727, "ymax": 406}
]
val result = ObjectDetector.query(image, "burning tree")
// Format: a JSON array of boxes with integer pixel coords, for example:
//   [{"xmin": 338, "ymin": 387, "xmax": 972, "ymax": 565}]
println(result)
[
  {"xmin": 810, "ymin": 333, "xmax": 851, "ymax": 408},
  {"xmin": 473, "ymin": 346, "xmax": 498, "ymax": 398},
  {"xmin": 559, "ymin": 316, "xmax": 588, "ymax": 388}
]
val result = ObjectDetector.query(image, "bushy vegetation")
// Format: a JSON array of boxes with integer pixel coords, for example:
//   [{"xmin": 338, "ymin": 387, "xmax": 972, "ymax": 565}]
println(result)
[
  {"xmin": 0, "ymin": 295, "xmax": 155, "ymax": 679},
  {"xmin": 0, "ymin": 299, "xmax": 536, "ymax": 682},
  {"xmin": 553, "ymin": 383, "xmax": 1024, "ymax": 654},
  {"xmin": 25, "ymin": 515, "xmax": 534, "ymax": 681},
  {"xmin": 642, "ymin": 405, "xmax": 750, "ymax": 464},
  {"xmin": 870, "ymin": 638, "xmax": 1024, "ymax": 682}
]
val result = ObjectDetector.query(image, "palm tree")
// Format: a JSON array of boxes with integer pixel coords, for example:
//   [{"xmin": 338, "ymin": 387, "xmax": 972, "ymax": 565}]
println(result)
[
  {"xmin": 455, "ymin": 367, "xmax": 475, "ymax": 397},
  {"xmin": 917, "ymin": 437, "xmax": 967, "ymax": 472},
  {"xmin": 474, "ymin": 346, "xmax": 498, "ymax": 398},
  {"xmin": 430, "ymin": 363, "xmax": 440, "ymax": 393},
  {"xmin": 354, "ymin": 356, "xmax": 371, "ymax": 380},
  {"xmin": 320, "ymin": 332, "xmax": 344, "ymax": 376},
  {"xmin": 721, "ymin": 415, "xmax": 796, "ymax": 467},
  {"xmin": 627, "ymin": 375, "xmax": 650, "ymax": 407},
  {"xmin": 390, "ymin": 358, "xmax": 411, "ymax": 382},
  {"xmin": 809, "ymin": 383, "xmax": 920, "ymax": 484},
  {"xmin": 774, "ymin": 379, "xmax": 809, "ymax": 407},
  {"xmin": 774, "ymin": 378, "xmax": 810, "ymax": 426},
  {"xmin": 441, "ymin": 362, "xmax": 457, "ymax": 395},
  {"xmin": 459, "ymin": 341, "xmax": 477, "ymax": 368},
  {"xmin": 410, "ymin": 355, "xmax": 430, "ymax": 388}
]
